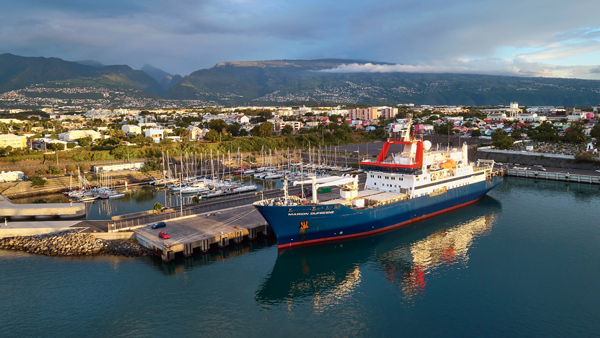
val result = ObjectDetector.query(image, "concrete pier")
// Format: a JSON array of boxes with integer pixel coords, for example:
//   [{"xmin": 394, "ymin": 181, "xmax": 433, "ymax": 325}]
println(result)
[
  {"xmin": 0, "ymin": 195, "xmax": 86, "ymax": 220},
  {"xmin": 133, "ymin": 205, "xmax": 270, "ymax": 262}
]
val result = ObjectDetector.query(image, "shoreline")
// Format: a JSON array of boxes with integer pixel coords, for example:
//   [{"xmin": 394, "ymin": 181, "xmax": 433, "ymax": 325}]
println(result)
[{"xmin": 0, "ymin": 230, "xmax": 152, "ymax": 257}]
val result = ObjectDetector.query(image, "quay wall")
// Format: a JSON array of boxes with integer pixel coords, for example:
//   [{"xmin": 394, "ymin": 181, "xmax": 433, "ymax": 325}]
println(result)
[
  {"xmin": 474, "ymin": 150, "xmax": 598, "ymax": 170},
  {"xmin": 506, "ymin": 169, "xmax": 600, "ymax": 184}
]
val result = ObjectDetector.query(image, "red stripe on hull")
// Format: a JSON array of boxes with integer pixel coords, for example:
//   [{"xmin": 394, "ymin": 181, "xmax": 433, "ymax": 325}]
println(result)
[{"xmin": 277, "ymin": 196, "xmax": 484, "ymax": 250}]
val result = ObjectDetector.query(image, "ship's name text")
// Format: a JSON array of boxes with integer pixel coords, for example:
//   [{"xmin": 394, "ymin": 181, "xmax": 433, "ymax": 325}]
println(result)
[{"xmin": 288, "ymin": 211, "xmax": 335, "ymax": 216}]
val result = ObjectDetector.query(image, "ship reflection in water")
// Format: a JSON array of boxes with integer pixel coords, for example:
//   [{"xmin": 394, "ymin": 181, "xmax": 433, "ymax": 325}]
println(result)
[{"xmin": 255, "ymin": 197, "xmax": 501, "ymax": 307}]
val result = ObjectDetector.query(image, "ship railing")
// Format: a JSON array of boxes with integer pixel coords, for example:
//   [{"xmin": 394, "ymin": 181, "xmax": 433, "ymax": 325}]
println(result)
[
  {"xmin": 253, "ymin": 195, "xmax": 309, "ymax": 207},
  {"xmin": 473, "ymin": 166, "xmax": 492, "ymax": 172}
]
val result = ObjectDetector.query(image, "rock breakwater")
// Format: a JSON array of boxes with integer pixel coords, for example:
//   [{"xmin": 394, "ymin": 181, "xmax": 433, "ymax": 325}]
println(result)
[{"xmin": 0, "ymin": 231, "xmax": 152, "ymax": 257}]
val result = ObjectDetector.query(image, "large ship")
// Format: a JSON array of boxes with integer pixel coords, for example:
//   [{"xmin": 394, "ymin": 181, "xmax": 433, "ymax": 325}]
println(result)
[{"xmin": 254, "ymin": 118, "xmax": 504, "ymax": 249}]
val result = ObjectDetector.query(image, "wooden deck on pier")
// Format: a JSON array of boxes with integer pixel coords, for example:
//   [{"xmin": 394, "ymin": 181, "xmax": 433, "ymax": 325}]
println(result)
[{"xmin": 133, "ymin": 204, "xmax": 270, "ymax": 262}]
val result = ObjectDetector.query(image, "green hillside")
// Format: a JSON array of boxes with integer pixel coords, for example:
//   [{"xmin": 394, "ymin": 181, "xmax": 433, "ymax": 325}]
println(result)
[
  {"xmin": 166, "ymin": 59, "xmax": 600, "ymax": 106},
  {"xmin": 0, "ymin": 54, "xmax": 164, "ymax": 96},
  {"xmin": 2, "ymin": 54, "xmax": 600, "ymax": 106}
]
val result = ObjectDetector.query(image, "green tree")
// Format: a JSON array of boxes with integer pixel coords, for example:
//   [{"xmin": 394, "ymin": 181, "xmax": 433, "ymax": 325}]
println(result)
[
  {"xmin": 471, "ymin": 129, "xmax": 482, "ymax": 137},
  {"xmin": 564, "ymin": 121, "xmax": 587, "ymax": 143},
  {"xmin": 257, "ymin": 122, "xmax": 274, "ymax": 137},
  {"xmin": 204, "ymin": 129, "xmax": 219, "ymax": 142},
  {"xmin": 250, "ymin": 125, "xmax": 261, "ymax": 137},
  {"xmin": 434, "ymin": 121, "xmax": 455, "ymax": 135},
  {"xmin": 110, "ymin": 145, "xmax": 129, "ymax": 160},
  {"xmin": 159, "ymin": 138, "xmax": 173, "ymax": 146},
  {"xmin": 511, "ymin": 129, "xmax": 522, "ymax": 139},
  {"xmin": 493, "ymin": 136, "xmax": 515, "ymax": 150},
  {"xmin": 48, "ymin": 143, "xmax": 65, "ymax": 151},
  {"xmin": 282, "ymin": 125, "xmax": 294, "ymax": 135},
  {"xmin": 209, "ymin": 119, "xmax": 228, "ymax": 134},
  {"xmin": 78, "ymin": 137, "xmax": 92, "ymax": 147},
  {"xmin": 491, "ymin": 128, "xmax": 508, "ymax": 142},
  {"xmin": 590, "ymin": 122, "xmax": 600, "ymax": 138},
  {"xmin": 531, "ymin": 122, "xmax": 558, "ymax": 142},
  {"xmin": 66, "ymin": 142, "xmax": 77, "ymax": 149},
  {"xmin": 227, "ymin": 123, "xmax": 242, "ymax": 136},
  {"xmin": 153, "ymin": 202, "xmax": 163, "ymax": 213}
]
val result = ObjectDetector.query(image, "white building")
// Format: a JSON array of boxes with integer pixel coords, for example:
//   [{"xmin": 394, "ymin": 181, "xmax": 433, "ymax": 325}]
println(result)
[
  {"xmin": 93, "ymin": 162, "xmax": 145, "ymax": 173},
  {"xmin": 517, "ymin": 113, "xmax": 546, "ymax": 122},
  {"xmin": 487, "ymin": 113, "xmax": 507, "ymax": 121},
  {"xmin": 233, "ymin": 115, "xmax": 250, "ymax": 124},
  {"xmin": 144, "ymin": 129, "xmax": 165, "ymax": 143},
  {"xmin": 327, "ymin": 109, "xmax": 350, "ymax": 117},
  {"xmin": 186, "ymin": 126, "xmax": 203, "ymax": 141},
  {"xmin": 0, "ymin": 171, "xmax": 24, "ymax": 182},
  {"xmin": 509, "ymin": 102, "xmax": 520, "ymax": 118},
  {"xmin": 122, "ymin": 125, "xmax": 142, "ymax": 135},
  {"xmin": 58, "ymin": 130, "xmax": 102, "ymax": 142}
]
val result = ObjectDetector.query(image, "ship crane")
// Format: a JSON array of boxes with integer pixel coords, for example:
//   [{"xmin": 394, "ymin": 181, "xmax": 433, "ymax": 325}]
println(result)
[{"xmin": 293, "ymin": 175, "xmax": 358, "ymax": 204}]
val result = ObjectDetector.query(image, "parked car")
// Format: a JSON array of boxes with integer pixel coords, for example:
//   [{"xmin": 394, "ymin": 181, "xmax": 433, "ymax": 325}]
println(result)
[
  {"xmin": 596, "ymin": 169, "xmax": 600, "ymax": 173},
  {"xmin": 158, "ymin": 231, "xmax": 170, "ymax": 239},
  {"xmin": 152, "ymin": 221, "xmax": 166, "ymax": 229},
  {"xmin": 538, "ymin": 167, "xmax": 547, "ymax": 171}
]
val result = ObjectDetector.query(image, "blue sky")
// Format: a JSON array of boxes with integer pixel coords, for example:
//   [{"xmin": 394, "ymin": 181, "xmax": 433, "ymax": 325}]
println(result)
[{"xmin": 2, "ymin": 0, "xmax": 600, "ymax": 79}]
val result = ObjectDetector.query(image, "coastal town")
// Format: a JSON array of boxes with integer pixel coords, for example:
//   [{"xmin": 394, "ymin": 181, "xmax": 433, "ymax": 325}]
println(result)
[
  {"xmin": 0, "ymin": 102, "xmax": 598, "ymax": 179},
  {"xmin": 0, "ymin": 100, "xmax": 599, "ymax": 261}
]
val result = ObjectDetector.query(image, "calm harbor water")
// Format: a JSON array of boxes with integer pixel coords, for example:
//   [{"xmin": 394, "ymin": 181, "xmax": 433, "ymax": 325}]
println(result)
[
  {"xmin": 11, "ymin": 177, "xmax": 284, "ymax": 220},
  {"xmin": 2, "ymin": 177, "xmax": 600, "ymax": 337}
]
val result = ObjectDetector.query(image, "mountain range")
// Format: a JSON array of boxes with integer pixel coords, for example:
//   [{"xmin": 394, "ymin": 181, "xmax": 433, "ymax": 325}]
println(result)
[
  {"xmin": 2, "ymin": 53, "xmax": 600, "ymax": 107},
  {"xmin": 0, "ymin": 53, "xmax": 164, "ymax": 96}
]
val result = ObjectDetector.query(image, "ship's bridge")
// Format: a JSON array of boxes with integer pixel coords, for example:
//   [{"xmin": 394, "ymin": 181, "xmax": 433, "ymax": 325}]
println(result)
[{"xmin": 360, "ymin": 137, "xmax": 424, "ymax": 175}]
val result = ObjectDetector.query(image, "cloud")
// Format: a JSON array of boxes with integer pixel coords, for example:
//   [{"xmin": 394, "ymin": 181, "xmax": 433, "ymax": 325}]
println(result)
[
  {"xmin": 1, "ymin": 0, "xmax": 600, "ymax": 78},
  {"xmin": 590, "ymin": 67, "xmax": 600, "ymax": 74},
  {"xmin": 322, "ymin": 58, "xmax": 600, "ymax": 80}
]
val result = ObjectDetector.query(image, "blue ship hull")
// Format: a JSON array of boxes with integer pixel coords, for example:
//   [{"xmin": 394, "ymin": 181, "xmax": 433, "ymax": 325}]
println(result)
[{"xmin": 255, "ymin": 175, "xmax": 503, "ymax": 249}]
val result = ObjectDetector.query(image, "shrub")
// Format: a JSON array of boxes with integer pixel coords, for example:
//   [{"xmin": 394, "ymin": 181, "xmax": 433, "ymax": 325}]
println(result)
[
  {"xmin": 29, "ymin": 175, "xmax": 47, "ymax": 187},
  {"xmin": 48, "ymin": 165, "xmax": 61, "ymax": 175},
  {"xmin": 66, "ymin": 164, "xmax": 77, "ymax": 174}
]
